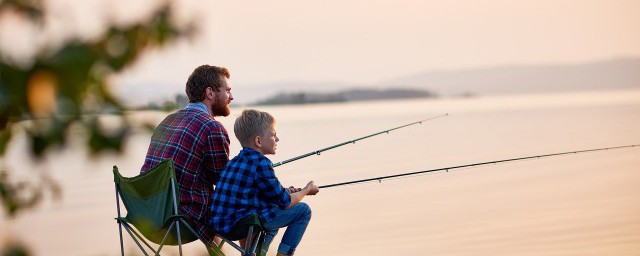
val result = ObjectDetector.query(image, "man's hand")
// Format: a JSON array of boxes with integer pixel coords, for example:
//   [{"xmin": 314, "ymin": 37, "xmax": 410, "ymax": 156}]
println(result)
[{"xmin": 304, "ymin": 181, "xmax": 320, "ymax": 195}]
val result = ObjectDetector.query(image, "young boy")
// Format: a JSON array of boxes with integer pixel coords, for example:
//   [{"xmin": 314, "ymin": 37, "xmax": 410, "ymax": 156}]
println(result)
[{"xmin": 211, "ymin": 109, "xmax": 319, "ymax": 256}]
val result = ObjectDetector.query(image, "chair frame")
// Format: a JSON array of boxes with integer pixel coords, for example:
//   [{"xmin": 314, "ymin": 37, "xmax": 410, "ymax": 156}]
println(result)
[{"xmin": 114, "ymin": 168, "xmax": 265, "ymax": 256}]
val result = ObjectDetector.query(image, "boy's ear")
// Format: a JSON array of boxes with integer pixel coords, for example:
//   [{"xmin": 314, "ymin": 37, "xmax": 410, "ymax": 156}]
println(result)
[{"xmin": 254, "ymin": 135, "xmax": 261, "ymax": 147}]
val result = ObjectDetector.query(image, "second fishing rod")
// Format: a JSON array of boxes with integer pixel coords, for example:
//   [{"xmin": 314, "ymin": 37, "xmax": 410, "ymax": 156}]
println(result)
[
  {"xmin": 318, "ymin": 144, "xmax": 640, "ymax": 189},
  {"xmin": 272, "ymin": 113, "xmax": 449, "ymax": 168}
]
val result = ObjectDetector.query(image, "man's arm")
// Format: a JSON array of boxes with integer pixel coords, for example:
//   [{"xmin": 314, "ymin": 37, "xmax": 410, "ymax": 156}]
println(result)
[{"xmin": 206, "ymin": 125, "xmax": 230, "ymax": 184}]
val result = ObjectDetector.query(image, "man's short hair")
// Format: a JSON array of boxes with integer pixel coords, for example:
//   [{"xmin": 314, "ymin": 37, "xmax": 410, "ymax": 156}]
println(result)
[
  {"xmin": 186, "ymin": 65, "xmax": 230, "ymax": 103},
  {"xmin": 234, "ymin": 109, "xmax": 275, "ymax": 147}
]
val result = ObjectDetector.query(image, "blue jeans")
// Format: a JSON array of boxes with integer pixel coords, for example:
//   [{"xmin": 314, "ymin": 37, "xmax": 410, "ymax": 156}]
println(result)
[{"xmin": 261, "ymin": 202, "xmax": 312, "ymax": 255}]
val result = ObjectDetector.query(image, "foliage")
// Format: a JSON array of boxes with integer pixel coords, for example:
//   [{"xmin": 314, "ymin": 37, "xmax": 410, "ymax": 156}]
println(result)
[
  {"xmin": 0, "ymin": 0, "xmax": 193, "ymax": 218},
  {"xmin": 1, "ymin": 240, "xmax": 30, "ymax": 256},
  {"xmin": 134, "ymin": 94, "xmax": 188, "ymax": 112}
]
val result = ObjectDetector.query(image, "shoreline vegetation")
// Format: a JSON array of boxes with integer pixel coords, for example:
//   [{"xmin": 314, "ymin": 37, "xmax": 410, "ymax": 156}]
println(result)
[
  {"xmin": 252, "ymin": 88, "xmax": 437, "ymax": 105},
  {"xmin": 133, "ymin": 88, "xmax": 442, "ymax": 110}
]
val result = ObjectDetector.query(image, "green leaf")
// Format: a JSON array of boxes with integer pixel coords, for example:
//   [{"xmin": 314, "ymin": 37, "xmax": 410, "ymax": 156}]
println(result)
[{"xmin": 0, "ymin": 128, "xmax": 11, "ymax": 156}]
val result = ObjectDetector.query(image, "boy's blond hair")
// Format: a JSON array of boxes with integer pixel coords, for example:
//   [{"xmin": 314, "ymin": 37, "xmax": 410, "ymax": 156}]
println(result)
[{"xmin": 234, "ymin": 109, "xmax": 275, "ymax": 147}]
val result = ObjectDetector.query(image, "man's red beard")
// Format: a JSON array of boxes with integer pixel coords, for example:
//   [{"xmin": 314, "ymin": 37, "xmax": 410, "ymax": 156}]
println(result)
[{"xmin": 211, "ymin": 99, "xmax": 231, "ymax": 117}]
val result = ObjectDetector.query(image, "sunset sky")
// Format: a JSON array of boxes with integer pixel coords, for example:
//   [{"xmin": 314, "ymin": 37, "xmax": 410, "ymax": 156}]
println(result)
[
  {"xmin": 2, "ymin": 2, "xmax": 640, "ymax": 255},
  {"xmin": 5, "ymin": 0, "xmax": 640, "ymax": 104}
]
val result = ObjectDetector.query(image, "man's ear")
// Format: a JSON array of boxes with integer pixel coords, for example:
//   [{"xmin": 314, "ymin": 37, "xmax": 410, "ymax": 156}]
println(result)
[{"xmin": 205, "ymin": 87, "xmax": 215, "ymax": 100}]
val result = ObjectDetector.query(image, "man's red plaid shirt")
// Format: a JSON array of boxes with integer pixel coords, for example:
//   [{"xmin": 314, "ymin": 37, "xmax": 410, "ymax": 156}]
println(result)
[{"xmin": 141, "ymin": 107, "xmax": 229, "ymax": 242}]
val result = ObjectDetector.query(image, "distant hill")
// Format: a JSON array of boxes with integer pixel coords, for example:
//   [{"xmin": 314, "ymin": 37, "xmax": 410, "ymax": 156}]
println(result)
[
  {"xmin": 389, "ymin": 58, "xmax": 640, "ymax": 96},
  {"xmin": 253, "ymin": 88, "xmax": 435, "ymax": 105},
  {"xmin": 241, "ymin": 57, "xmax": 640, "ymax": 105}
]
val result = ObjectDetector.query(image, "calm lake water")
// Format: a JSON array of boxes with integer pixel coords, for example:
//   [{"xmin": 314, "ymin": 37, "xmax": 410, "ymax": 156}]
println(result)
[{"xmin": 2, "ymin": 89, "xmax": 640, "ymax": 255}]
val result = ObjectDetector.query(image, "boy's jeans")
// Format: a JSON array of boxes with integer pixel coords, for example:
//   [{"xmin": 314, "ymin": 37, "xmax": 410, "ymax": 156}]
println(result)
[{"xmin": 261, "ymin": 202, "xmax": 312, "ymax": 255}]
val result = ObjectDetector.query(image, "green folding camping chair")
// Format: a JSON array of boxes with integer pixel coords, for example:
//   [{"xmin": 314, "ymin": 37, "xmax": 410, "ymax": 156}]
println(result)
[{"xmin": 113, "ymin": 159, "xmax": 266, "ymax": 256}]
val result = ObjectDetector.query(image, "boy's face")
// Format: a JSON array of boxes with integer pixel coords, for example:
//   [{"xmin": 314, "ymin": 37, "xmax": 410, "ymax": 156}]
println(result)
[{"xmin": 258, "ymin": 124, "xmax": 279, "ymax": 155}]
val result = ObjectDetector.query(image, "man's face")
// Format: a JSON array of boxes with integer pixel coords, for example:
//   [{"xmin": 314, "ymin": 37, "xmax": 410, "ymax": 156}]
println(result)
[{"xmin": 211, "ymin": 76, "xmax": 233, "ymax": 117}]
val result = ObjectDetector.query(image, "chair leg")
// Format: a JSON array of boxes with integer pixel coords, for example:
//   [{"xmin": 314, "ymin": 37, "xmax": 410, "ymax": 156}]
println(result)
[
  {"xmin": 256, "ymin": 232, "xmax": 266, "ymax": 256},
  {"xmin": 121, "ymin": 224, "xmax": 150, "ymax": 256},
  {"xmin": 207, "ymin": 243, "xmax": 226, "ymax": 256},
  {"xmin": 176, "ymin": 220, "xmax": 183, "ymax": 256},
  {"xmin": 244, "ymin": 226, "xmax": 254, "ymax": 256},
  {"xmin": 115, "ymin": 186, "xmax": 125, "ymax": 256},
  {"xmin": 220, "ymin": 236, "xmax": 245, "ymax": 252},
  {"xmin": 177, "ymin": 219, "xmax": 226, "ymax": 256},
  {"xmin": 169, "ymin": 178, "xmax": 184, "ymax": 256},
  {"xmin": 122, "ymin": 222, "xmax": 158, "ymax": 255},
  {"xmin": 117, "ymin": 221, "xmax": 125, "ymax": 256},
  {"xmin": 249, "ymin": 232, "xmax": 262, "ymax": 256},
  {"xmin": 156, "ymin": 221, "xmax": 176, "ymax": 255},
  {"xmin": 242, "ymin": 227, "xmax": 265, "ymax": 256}
]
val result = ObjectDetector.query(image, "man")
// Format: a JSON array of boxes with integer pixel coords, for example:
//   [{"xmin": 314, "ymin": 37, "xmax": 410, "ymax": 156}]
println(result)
[{"xmin": 140, "ymin": 65, "xmax": 233, "ymax": 244}]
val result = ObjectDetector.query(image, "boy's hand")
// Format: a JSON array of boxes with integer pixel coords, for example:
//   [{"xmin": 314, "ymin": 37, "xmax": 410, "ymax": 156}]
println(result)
[
  {"xmin": 287, "ymin": 186, "xmax": 302, "ymax": 193},
  {"xmin": 304, "ymin": 181, "xmax": 320, "ymax": 195}
]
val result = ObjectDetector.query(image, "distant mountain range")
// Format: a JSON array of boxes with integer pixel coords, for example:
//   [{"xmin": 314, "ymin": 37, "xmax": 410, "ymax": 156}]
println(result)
[
  {"xmin": 390, "ymin": 58, "xmax": 640, "ymax": 97},
  {"xmin": 239, "ymin": 57, "xmax": 640, "ymax": 105}
]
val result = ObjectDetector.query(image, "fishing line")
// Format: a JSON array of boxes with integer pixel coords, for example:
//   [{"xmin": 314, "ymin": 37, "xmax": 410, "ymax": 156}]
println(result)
[
  {"xmin": 319, "ymin": 144, "xmax": 640, "ymax": 189},
  {"xmin": 272, "ymin": 113, "xmax": 449, "ymax": 168}
]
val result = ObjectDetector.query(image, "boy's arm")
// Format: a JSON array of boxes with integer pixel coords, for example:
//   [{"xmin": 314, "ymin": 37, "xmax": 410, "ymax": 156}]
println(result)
[
  {"xmin": 255, "ymin": 162, "xmax": 292, "ymax": 209},
  {"xmin": 286, "ymin": 181, "xmax": 319, "ymax": 209}
]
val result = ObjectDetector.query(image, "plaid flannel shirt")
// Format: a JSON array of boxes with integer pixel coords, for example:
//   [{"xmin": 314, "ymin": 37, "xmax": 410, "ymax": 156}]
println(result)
[
  {"xmin": 210, "ymin": 147, "xmax": 291, "ymax": 234},
  {"xmin": 141, "ymin": 106, "xmax": 229, "ymax": 242}
]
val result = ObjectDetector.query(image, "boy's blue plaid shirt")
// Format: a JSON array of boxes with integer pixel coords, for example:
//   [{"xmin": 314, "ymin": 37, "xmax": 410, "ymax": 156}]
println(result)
[{"xmin": 210, "ymin": 147, "xmax": 291, "ymax": 234}]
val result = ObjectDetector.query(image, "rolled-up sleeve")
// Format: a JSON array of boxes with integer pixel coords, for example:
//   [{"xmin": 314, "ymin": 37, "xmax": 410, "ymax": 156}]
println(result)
[{"xmin": 255, "ymin": 160, "xmax": 291, "ymax": 209}]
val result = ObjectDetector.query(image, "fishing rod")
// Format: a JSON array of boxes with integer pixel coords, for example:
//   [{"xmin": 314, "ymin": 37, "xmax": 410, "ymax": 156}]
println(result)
[
  {"xmin": 319, "ymin": 144, "xmax": 639, "ymax": 189},
  {"xmin": 272, "ymin": 113, "xmax": 449, "ymax": 168}
]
